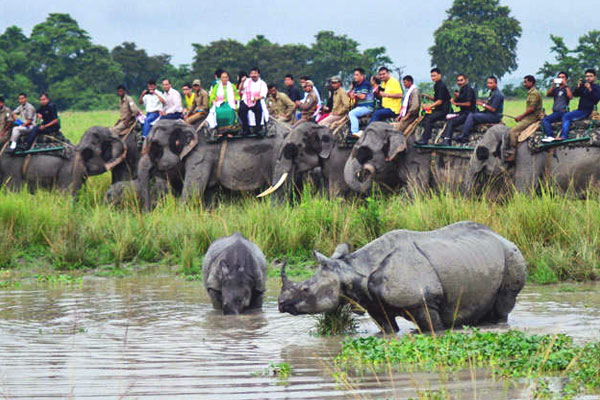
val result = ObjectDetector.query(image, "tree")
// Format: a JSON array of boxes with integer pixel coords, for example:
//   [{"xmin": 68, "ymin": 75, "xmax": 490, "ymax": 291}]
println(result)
[
  {"xmin": 538, "ymin": 31, "xmax": 600, "ymax": 82},
  {"xmin": 0, "ymin": 26, "xmax": 36, "ymax": 100},
  {"xmin": 429, "ymin": 0, "xmax": 521, "ymax": 89}
]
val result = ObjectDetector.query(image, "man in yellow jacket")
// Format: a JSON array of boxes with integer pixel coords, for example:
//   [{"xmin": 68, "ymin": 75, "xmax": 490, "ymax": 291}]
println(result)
[{"xmin": 369, "ymin": 66, "xmax": 403, "ymax": 123}]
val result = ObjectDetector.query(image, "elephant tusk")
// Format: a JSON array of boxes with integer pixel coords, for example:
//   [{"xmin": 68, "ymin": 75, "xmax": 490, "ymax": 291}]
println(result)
[{"xmin": 257, "ymin": 172, "xmax": 288, "ymax": 198}]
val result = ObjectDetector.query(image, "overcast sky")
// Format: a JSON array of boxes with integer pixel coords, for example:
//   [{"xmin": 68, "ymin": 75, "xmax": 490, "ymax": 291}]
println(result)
[{"xmin": 1, "ymin": 0, "xmax": 598, "ymax": 84}]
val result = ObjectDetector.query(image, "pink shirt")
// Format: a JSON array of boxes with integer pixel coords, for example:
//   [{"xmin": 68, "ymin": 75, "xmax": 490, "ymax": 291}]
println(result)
[{"xmin": 163, "ymin": 88, "xmax": 183, "ymax": 114}]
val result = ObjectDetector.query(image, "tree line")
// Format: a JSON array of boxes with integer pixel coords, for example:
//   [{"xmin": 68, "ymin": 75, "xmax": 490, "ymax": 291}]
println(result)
[{"xmin": 0, "ymin": 14, "xmax": 391, "ymax": 111}]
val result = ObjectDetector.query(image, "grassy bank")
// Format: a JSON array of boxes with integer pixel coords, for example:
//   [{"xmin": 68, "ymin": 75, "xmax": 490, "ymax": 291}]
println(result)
[
  {"xmin": 335, "ymin": 329, "xmax": 600, "ymax": 398},
  {"xmin": 1, "ymin": 186, "xmax": 599, "ymax": 284}
]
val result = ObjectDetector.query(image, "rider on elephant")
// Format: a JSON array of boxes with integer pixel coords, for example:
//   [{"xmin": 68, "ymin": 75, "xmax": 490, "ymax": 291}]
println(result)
[
  {"xmin": 266, "ymin": 84, "xmax": 296, "ymax": 124},
  {"xmin": 110, "ymin": 85, "xmax": 141, "ymax": 137},
  {"xmin": 318, "ymin": 76, "xmax": 350, "ymax": 128},
  {"xmin": 8, "ymin": 93, "xmax": 36, "ymax": 153},
  {"xmin": 294, "ymin": 80, "xmax": 318, "ymax": 127},
  {"xmin": 439, "ymin": 74, "xmax": 477, "ymax": 146},
  {"xmin": 416, "ymin": 68, "xmax": 450, "ymax": 145},
  {"xmin": 238, "ymin": 67, "xmax": 269, "ymax": 135},
  {"xmin": 457, "ymin": 76, "xmax": 504, "ymax": 143},
  {"xmin": 186, "ymin": 79, "xmax": 209, "ymax": 125},
  {"xmin": 139, "ymin": 79, "xmax": 166, "ymax": 138},
  {"xmin": 207, "ymin": 70, "xmax": 240, "ymax": 136},
  {"xmin": 24, "ymin": 93, "xmax": 61, "ymax": 149},
  {"xmin": 0, "ymin": 96, "xmax": 13, "ymax": 143},
  {"xmin": 505, "ymin": 75, "xmax": 542, "ymax": 162},
  {"xmin": 394, "ymin": 75, "xmax": 421, "ymax": 133}
]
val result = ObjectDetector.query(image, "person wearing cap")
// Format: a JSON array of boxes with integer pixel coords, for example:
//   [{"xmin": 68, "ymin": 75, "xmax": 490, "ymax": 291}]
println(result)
[
  {"xmin": 8, "ymin": 93, "xmax": 36, "ymax": 152},
  {"xmin": 319, "ymin": 76, "xmax": 350, "ymax": 128},
  {"xmin": 266, "ymin": 83, "xmax": 296, "ymax": 124},
  {"xmin": 187, "ymin": 79, "xmax": 209, "ymax": 125},
  {"xmin": 110, "ymin": 85, "xmax": 141, "ymax": 136},
  {"xmin": 139, "ymin": 79, "xmax": 166, "ymax": 137},
  {"xmin": 294, "ymin": 80, "xmax": 318, "ymax": 127},
  {"xmin": 0, "ymin": 96, "xmax": 14, "ymax": 143}
]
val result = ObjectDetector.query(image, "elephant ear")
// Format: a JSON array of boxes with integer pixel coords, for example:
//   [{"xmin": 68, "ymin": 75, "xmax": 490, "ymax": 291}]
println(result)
[
  {"xmin": 385, "ymin": 130, "xmax": 407, "ymax": 161},
  {"xmin": 316, "ymin": 126, "xmax": 334, "ymax": 159},
  {"xmin": 180, "ymin": 126, "xmax": 198, "ymax": 160}
]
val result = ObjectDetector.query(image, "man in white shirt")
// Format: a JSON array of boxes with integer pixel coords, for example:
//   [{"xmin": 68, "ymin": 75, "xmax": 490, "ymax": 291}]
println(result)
[
  {"xmin": 239, "ymin": 67, "xmax": 269, "ymax": 135},
  {"xmin": 138, "ymin": 79, "xmax": 166, "ymax": 137},
  {"xmin": 160, "ymin": 79, "xmax": 183, "ymax": 120}
]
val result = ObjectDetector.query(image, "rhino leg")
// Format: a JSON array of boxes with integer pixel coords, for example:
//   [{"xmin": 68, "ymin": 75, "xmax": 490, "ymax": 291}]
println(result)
[
  {"xmin": 249, "ymin": 290, "xmax": 264, "ymax": 310},
  {"xmin": 367, "ymin": 308, "xmax": 400, "ymax": 334},
  {"xmin": 207, "ymin": 288, "xmax": 223, "ymax": 310}
]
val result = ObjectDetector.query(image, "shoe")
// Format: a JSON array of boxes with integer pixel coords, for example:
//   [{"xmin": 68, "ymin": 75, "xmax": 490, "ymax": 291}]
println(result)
[
  {"xmin": 351, "ymin": 130, "xmax": 363, "ymax": 138},
  {"xmin": 541, "ymin": 137, "xmax": 554, "ymax": 143}
]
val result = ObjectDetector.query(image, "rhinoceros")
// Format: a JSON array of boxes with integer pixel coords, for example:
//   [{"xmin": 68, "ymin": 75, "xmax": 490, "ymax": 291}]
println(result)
[
  {"xmin": 202, "ymin": 232, "xmax": 267, "ymax": 315},
  {"xmin": 278, "ymin": 221, "xmax": 526, "ymax": 333}
]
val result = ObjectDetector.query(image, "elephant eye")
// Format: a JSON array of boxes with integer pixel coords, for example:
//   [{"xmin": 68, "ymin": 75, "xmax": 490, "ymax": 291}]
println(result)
[{"xmin": 80, "ymin": 148, "xmax": 94, "ymax": 162}]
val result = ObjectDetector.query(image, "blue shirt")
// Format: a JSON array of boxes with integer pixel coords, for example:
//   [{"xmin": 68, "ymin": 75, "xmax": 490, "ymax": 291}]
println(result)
[
  {"xmin": 353, "ymin": 80, "xmax": 373, "ymax": 108},
  {"xmin": 574, "ymin": 83, "xmax": 600, "ymax": 113},
  {"xmin": 484, "ymin": 89, "xmax": 504, "ymax": 117}
]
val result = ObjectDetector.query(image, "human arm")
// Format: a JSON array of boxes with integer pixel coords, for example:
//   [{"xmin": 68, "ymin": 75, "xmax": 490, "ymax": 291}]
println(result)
[{"xmin": 139, "ymin": 90, "xmax": 147, "ymax": 105}]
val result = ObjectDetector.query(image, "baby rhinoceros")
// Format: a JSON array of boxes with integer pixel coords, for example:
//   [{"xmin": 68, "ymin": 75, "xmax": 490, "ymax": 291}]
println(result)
[
  {"xmin": 202, "ymin": 233, "xmax": 267, "ymax": 315},
  {"xmin": 278, "ymin": 221, "xmax": 527, "ymax": 333}
]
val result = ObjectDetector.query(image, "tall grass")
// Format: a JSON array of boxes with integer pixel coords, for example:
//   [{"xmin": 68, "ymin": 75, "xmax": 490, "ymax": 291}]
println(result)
[{"xmin": 1, "ymin": 182, "xmax": 599, "ymax": 283}]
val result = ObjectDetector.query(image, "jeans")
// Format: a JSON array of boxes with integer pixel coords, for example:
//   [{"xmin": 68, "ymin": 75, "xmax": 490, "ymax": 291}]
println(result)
[
  {"xmin": 561, "ymin": 109, "xmax": 590, "ymax": 139},
  {"xmin": 541, "ymin": 111, "xmax": 565, "ymax": 137},
  {"xmin": 349, "ymin": 106, "xmax": 373, "ymax": 133},
  {"xmin": 369, "ymin": 108, "xmax": 397, "ymax": 123},
  {"xmin": 162, "ymin": 112, "xmax": 182, "ymax": 120},
  {"xmin": 461, "ymin": 113, "xmax": 501, "ymax": 138},
  {"xmin": 143, "ymin": 112, "xmax": 160, "ymax": 137}
]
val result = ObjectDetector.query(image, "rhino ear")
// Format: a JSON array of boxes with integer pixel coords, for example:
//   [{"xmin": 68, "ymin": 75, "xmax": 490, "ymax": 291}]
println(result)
[
  {"xmin": 219, "ymin": 259, "xmax": 230, "ymax": 276},
  {"xmin": 313, "ymin": 250, "xmax": 332, "ymax": 266},
  {"xmin": 331, "ymin": 243, "xmax": 350, "ymax": 259}
]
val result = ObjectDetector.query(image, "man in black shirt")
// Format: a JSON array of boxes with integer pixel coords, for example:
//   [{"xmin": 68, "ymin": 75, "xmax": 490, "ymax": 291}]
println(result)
[
  {"xmin": 25, "ymin": 93, "xmax": 60, "ymax": 149},
  {"xmin": 439, "ymin": 74, "xmax": 476, "ymax": 145},
  {"xmin": 416, "ymin": 68, "xmax": 451, "ymax": 145},
  {"xmin": 284, "ymin": 74, "xmax": 302, "ymax": 102}
]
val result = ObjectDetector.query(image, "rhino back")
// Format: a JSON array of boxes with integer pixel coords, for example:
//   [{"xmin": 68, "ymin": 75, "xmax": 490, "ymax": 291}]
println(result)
[{"xmin": 202, "ymin": 233, "xmax": 267, "ymax": 292}]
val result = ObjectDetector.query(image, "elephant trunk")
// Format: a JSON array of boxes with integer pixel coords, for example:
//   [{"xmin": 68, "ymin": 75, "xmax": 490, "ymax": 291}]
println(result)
[
  {"xmin": 344, "ymin": 157, "xmax": 374, "ymax": 193},
  {"xmin": 70, "ymin": 151, "xmax": 87, "ymax": 197},
  {"xmin": 137, "ymin": 154, "xmax": 153, "ymax": 211}
]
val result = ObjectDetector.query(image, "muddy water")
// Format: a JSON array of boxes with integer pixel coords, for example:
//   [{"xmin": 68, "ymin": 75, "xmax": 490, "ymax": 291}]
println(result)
[{"xmin": 0, "ymin": 277, "xmax": 598, "ymax": 399}]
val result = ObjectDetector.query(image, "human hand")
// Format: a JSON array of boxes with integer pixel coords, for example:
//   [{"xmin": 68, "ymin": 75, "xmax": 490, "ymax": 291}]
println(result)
[{"xmin": 515, "ymin": 115, "xmax": 523, "ymax": 122}]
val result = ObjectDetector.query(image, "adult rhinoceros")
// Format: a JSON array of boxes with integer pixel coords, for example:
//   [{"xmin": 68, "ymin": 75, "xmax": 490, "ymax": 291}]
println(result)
[{"xmin": 278, "ymin": 221, "xmax": 526, "ymax": 333}]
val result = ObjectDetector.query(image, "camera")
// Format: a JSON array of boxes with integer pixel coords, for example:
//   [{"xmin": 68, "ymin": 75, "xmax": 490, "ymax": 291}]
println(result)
[{"xmin": 553, "ymin": 78, "xmax": 563, "ymax": 85}]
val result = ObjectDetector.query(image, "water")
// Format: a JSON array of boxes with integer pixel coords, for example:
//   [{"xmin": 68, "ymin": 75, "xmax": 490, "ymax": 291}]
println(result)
[{"xmin": 0, "ymin": 277, "xmax": 598, "ymax": 399}]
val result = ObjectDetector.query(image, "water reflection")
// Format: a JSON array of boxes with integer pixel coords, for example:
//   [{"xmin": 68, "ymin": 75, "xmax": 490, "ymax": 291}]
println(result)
[{"xmin": 0, "ymin": 278, "xmax": 598, "ymax": 399}]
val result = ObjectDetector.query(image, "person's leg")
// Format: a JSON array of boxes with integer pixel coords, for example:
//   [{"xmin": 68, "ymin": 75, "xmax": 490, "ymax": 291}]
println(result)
[
  {"xmin": 143, "ymin": 112, "xmax": 159, "ymax": 137},
  {"xmin": 509, "ymin": 120, "xmax": 530, "ymax": 148},
  {"xmin": 417, "ymin": 110, "xmax": 445, "ymax": 144},
  {"xmin": 349, "ymin": 107, "xmax": 372, "ymax": 133},
  {"xmin": 369, "ymin": 108, "xmax": 396, "ymax": 123},
  {"xmin": 542, "ymin": 112, "xmax": 563, "ymax": 137},
  {"xmin": 442, "ymin": 114, "xmax": 468, "ymax": 141},
  {"xmin": 251, "ymin": 103, "xmax": 263, "ymax": 132},
  {"xmin": 238, "ymin": 102, "xmax": 250, "ymax": 133},
  {"xmin": 24, "ymin": 126, "xmax": 40, "ymax": 149},
  {"xmin": 560, "ymin": 110, "xmax": 589, "ymax": 139}
]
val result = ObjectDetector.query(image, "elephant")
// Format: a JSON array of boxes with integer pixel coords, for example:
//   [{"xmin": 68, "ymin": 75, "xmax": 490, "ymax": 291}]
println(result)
[
  {"xmin": 278, "ymin": 221, "xmax": 527, "ymax": 333},
  {"xmin": 202, "ymin": 232, "xmax": 267, "ymax": 315},
  {"xmin": 0, "ymin": 126, "xmax": 128, "ymax": 194},
  {"xmin": 343, "ymin": 122, "xmax": 431, "ymax": 193},
  {"xmin": 470, "ymin": 123, "xmax": 600, "ymax": 193},
  {"xmin": 137, "ymin": 119, "xmax": 291, "ymax": 210},
  {"xmin": 257, "ymin": 122, "xmax": 351, "ymax": 197}
]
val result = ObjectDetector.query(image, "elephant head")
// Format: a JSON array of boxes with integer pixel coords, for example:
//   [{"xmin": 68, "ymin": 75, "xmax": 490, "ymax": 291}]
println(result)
[
  {"xmin": 71, "ymin": 126, "xmax": 127, "ymax": 195},
  {"xmin": 343, "ymin": 122, "xmax": 407, "ymax": 193},
  {"xmin": 259, "ymin": 122, "xmax": 334, "ymax": 197},
  {"xmin": 469, "ymin": 124, "xmax": 511, "ymax": 188},
  {"xmin": 278, "ymin": 244, "xmax": 353, "ymax": 315},
  {"xmin": 144, "ymin": 120, "xmax": 197, "ymax": 172}
]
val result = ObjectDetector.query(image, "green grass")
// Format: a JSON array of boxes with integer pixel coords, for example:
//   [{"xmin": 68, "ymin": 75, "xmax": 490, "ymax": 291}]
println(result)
[
  {"xmin": 335, "ymin": 329, "xmax": 600, "ymax": 398},
  {"xmin": 312, "ymin": 304, "xmax": 360, "ymax": 336},
  {"xmin": 1, "ymin": 109, "xmax": 599, "ymax": 284}
]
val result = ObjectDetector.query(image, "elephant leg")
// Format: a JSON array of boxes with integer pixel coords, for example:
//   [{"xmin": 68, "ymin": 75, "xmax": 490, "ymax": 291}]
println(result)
[
  {"xmin": 137, "ymin": 155, "xmax": 154, "ymax": 211},
  {"xmin": 207, "ymin": 288, "xmax": 223, "ymax": 310},
  {"xmin": 182, "ymin": 160, "xmax": 210, "ymax": 203}
]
